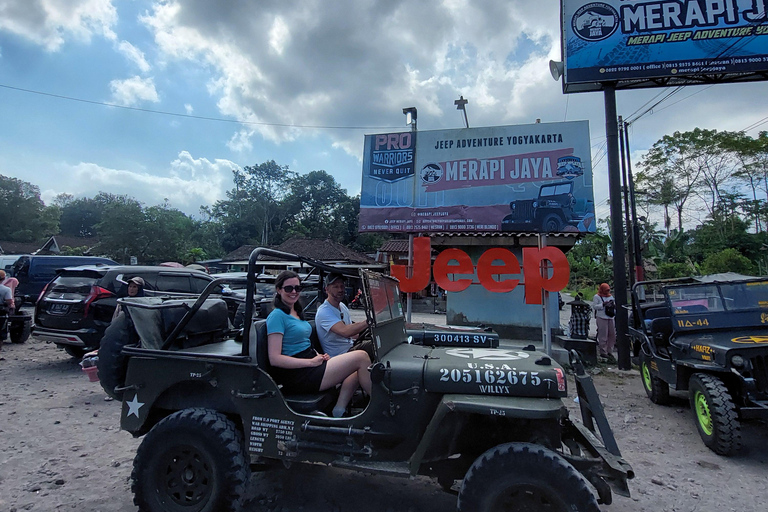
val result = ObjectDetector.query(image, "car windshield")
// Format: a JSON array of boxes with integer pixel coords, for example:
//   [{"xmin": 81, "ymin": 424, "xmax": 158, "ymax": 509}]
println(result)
[
  {"xmin": 367, "ymin": 276, "xmax": 404, "ymax": 323},
  {"xmin": 667, "ymin": 280, "xmax": 768, "ymax": 314},
  {"xmin": 540, "ymin": 183, "xmax": 571, "ymax": 196}
]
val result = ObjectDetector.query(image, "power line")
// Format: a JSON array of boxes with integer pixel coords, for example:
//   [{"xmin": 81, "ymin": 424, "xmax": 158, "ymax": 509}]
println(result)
[{"xmin": 0, "ymin": 83, "xmax": 400, "ymax": 131}]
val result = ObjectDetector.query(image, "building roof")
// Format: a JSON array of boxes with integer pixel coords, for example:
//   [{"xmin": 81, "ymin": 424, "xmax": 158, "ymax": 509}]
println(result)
[
  {"xmin": 222, "ymin": 238, "xmax": 374, "ymax": 264},
  {"xmin": 273, "ymin": 237, "xmax": 374, "ymax": 263},
  {"xmin": 0, "ymin": 235, "xmax": 100, "ymax": 255}
]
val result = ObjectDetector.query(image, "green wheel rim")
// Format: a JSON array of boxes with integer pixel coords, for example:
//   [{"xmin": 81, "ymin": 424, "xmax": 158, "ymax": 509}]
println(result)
[
  {"xmin": 694, "ymin": 391, "xmax": 713, "ymax": 436},
  {"xmin": 642, "ymin": 362, "xmax": 652, "ymax": 390}
]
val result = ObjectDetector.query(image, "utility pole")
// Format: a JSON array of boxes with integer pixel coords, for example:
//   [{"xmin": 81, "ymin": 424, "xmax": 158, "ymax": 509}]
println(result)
[{"xmin": 604, "ymin": 85, "xmax": 631, "ymax": 371}]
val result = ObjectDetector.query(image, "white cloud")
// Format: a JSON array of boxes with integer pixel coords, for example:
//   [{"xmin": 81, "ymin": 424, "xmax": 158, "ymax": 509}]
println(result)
[
  {"xmin": 117, "ymin": 40, "xmax": 150, "ymax": 72},
  {"xmin": 184, "ymin": 103, "xmax": 193, "ymax": 114},
  {"xmin": 138, "ymin": 0, "xmax": 563, "ymax": 156},
  {"xmin": 0, "ymin": 0, "xmax": 117, "ymax": 51},
  {"xmin": 109, "ymin": 75, "xmax": 159, "ymax": 106},
  {"xmin": 40, "ymin": 152, "xmax": 237, "ymax": 215}
]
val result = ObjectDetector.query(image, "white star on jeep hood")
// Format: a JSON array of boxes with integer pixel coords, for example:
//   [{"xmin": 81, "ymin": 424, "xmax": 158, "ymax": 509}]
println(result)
[{"xmin": 126, "ymin": 394, "xmax": 144, "ymax": 418}]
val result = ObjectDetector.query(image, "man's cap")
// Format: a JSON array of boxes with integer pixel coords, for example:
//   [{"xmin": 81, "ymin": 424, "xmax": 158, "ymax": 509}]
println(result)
[
  {"xmin": 128, "ymin": 276, "xmax": 145, "ymax": 286},
  {"xmin": 326, "ymin": 273, "xmax": 345, "ymax": 286}
]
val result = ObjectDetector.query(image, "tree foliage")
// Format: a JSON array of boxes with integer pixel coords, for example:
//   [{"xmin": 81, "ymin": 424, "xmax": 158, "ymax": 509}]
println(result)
[{"xmin": 0, "ymin": 175, "xmax": 59, "ymax": 241}]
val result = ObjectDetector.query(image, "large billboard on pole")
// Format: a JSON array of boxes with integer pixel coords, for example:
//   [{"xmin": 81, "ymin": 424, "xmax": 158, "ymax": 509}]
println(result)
[
  {"xmin": 359, "ymin": 121, "xmax": 595, "ymax": 234},
  {"xmin": 561, "ymin": 0, "xmax": 768, "ymax": 92}
]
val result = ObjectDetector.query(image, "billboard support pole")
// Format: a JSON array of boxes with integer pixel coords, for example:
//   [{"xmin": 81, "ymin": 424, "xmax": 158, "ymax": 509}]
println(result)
[
  {"xmin": 538, "ymin": 234, "xmax": 552, "ymax": 356},
  {"xmin": 604, "ymin": 84, "xmax": 631, "ymax": 371},
  {"xmin": 618, "ymin": 116, "xmax": 635, "ymax": 289},
  {"xmin": 406, "ymin": 233, "xmax": 413, "ymax": 322}
]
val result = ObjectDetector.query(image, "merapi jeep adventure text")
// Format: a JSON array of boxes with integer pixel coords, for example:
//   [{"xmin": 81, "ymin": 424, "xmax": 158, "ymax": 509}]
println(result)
[{"xmin": 100, "ymin": 247, "xmax": 633, "ymax": 512}]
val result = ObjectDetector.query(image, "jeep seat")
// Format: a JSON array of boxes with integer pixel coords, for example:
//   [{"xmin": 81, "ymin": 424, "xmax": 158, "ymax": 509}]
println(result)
[
  {"xmin": 251, "ymin": 319, "xmax": 336, "ymax": 414},
  {"xmin": 650, "ymin": 317, "xmax": 673, "ymax": 354}
]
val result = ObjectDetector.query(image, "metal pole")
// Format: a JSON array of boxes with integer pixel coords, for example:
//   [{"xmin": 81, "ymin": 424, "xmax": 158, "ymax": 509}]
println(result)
[
  {"xmin": 539, "ymin": 234, "xmax": 551, "ymax": 356},
  {"xmin": 618, "ymin": 116, "xmax": 635, "ymax": 288},
  {"xmin": 624, "ymin": 121, "xmax": 644, "ymax": 282},
  {"xmin": 604, "ymin": 85, "xmax": 630, "ymax": 371},
  {"xmin": 406, "ymin": 233, "xmax": 413, "ymax": 322}
]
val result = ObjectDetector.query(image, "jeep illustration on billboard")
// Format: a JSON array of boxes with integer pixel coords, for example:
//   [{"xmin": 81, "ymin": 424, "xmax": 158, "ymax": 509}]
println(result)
[{"xmin": 501, "ymin": 180, "xmax": 595, "ymax": 233}]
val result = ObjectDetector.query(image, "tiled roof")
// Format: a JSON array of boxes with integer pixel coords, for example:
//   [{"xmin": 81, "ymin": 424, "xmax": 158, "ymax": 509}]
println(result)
[
  {"xmin": 274, "ymin": 237, "xmax": 374, "ymax": 263},
  {"xmin": 222, "ymin": 238, "xmax": 374, "ymax": 264},
  {"xmin": 378, "ymin": 239, "xmax": 410, "ymax": 253}
]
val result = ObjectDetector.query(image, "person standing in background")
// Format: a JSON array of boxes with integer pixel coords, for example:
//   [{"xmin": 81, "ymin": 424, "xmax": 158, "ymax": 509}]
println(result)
[{"xmin": 592, "ymin": 283, "xmax": 616, "ymax": 363}]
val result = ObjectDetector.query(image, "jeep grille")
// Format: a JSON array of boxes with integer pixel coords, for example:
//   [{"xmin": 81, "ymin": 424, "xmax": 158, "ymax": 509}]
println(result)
[
  {"xmin": 747, "ymin": 354, "xmax": 768, "ymax": 395},
  {"xmin": 511, "ymin": 201, "xmax": 534, "ymax": 220}
]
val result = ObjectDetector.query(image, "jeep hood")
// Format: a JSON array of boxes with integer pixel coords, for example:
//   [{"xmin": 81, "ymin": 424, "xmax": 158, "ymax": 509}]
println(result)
[{"xmin": 422, "ymin": 346, "xmax": 567, "ymax": 398}]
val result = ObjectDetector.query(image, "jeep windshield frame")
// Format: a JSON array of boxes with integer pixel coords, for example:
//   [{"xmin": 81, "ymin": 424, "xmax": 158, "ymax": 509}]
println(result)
[{"xmin": 663, "ymin": 278, "xmax": 768, "ymax": 332}]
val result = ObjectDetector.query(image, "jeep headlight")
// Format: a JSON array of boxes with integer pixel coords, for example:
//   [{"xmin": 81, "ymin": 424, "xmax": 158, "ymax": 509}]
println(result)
[
  {"xmin": 731, "ymin": 355, "xmax": 745, "ymax": 368},
  {"xmin": 532, "ymin": 201, "xmax": 538, "ymax": 208}
]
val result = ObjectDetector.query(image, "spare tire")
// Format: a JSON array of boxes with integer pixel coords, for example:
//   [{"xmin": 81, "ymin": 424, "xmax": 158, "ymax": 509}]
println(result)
[{"xmin": 97, "ymin": 312, "xmax": 139, "ymax": 400}]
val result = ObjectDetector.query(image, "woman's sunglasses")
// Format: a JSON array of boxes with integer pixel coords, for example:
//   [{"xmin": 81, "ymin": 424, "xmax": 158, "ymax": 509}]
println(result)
[{"xmin": 281, "ymin": 285, "xmax": 302, "ymax": 293}]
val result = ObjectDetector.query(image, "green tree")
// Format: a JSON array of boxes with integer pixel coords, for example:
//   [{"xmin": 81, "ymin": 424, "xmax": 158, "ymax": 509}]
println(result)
[
  {"xmin": 283, "ymin": 171, "xmax": 357, "ymax": 242},
  {"xmin": 701, "ymin": 248, "xmax": 755, "ymax": 275},
  {"xmin": 0, "ymin": 174, "xmax": 58, "ymax": 241}
]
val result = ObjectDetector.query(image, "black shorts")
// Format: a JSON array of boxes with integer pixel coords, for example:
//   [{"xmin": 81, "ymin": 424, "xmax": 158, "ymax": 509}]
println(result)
[{"xmin": 269, "ymin": 348, "xmax": 327, "ymax": 394}]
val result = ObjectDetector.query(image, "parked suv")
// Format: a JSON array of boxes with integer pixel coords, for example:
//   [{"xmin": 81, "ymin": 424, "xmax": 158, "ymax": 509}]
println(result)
[
  {"xmin": 501, "ymin": 180, "xmax": 593, "ymax": 232},
  {"xmin": 10, "ymin": 255, "xmax": 117, "ymax": 304},
  {"xmin": 33, "ymin": 265, "xmax": 241, "ymax": 358}
]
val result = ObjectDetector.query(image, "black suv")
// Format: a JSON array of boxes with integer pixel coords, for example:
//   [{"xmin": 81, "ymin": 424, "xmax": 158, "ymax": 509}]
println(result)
[{"xmin": 33, "ymin": 265, "xmax": 241, "ymax": 358}]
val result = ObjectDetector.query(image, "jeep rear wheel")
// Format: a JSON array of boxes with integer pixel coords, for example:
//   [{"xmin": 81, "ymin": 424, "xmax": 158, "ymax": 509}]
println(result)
[
  {"xmin": 541, "ymin": 214, "xmax": 562, "ymax": 233},
  {"xmin": 457, "ymin": 442, "xmax": 599, "ymax": 512},
  {"xmin": 132, "ymin": 409, "xmax": 250, "ymax": 512},
  {"xmin": 640, "ymin": 355, "xmax": 670, "ymax": 405},
  {"xmin": 689, "ymin": 373, "xmax": 741, "ymax": 456}
]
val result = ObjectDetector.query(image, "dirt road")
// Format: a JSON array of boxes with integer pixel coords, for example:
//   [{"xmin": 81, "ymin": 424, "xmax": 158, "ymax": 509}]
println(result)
[{"xmin": 1, "ymin": 335, "xmax": 767, "ymax": 511}]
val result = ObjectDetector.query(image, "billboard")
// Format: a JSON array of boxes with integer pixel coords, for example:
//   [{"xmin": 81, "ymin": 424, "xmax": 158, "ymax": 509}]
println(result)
[
  {"xmin": 359, "ymin": 121, "xmax": 595, "ymax": 234},
  {"xmin": 561, "ymin": 0, "xmax": 768, "ymax": 92}
]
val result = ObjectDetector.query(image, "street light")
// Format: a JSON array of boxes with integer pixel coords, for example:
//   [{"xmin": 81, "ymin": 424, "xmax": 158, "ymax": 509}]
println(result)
[{"xmin": 402, "ymin": 107, "xmax": 417, "ymax": 131}]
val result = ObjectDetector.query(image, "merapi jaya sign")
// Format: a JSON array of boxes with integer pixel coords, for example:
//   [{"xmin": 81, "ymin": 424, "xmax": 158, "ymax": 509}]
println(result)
[
  {"xmin": 560, "ymin": 0, "xmax": 768, "ymax": 92},
  {"xmin": 391, "ymin": 237, "xmax": 570, "ymax": 304},
  {"xmin": 359, "ymin": 121, "xmax": 595, "ymax": 234}
]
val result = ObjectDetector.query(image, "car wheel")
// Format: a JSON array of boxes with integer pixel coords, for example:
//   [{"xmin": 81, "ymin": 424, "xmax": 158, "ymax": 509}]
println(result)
[
  {"xmin": 541, "ymin": 214, "xmax": 562, "ymax": 233},
  {"xmin": 689, "ymin": 373, "xmax": 741, "ymax": 456},
  {"xmin": 640, "ymin": 355, "xmax": 670, "ymax": 405},
  {"xmin": 9, "ymin": 314, "xmax": 31, "ymax": 343},
  {"xmin": 63, "ymin": 346, "xmax": 86, "ymax": 359},
  {"xmin": 132, "ymin": 408, "xmax": 250, "ymax": 512},
  {"xmin": 458, "ymin": 442, "xmax": 599, "ymax": 512},
  {"xmin": 97, "ymin": 312, "xmax": 139, "ymax": 401}
]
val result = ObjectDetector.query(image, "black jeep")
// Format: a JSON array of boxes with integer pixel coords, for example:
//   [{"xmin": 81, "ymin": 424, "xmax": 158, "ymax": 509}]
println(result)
[
  {"xmin": 501, "ymin": 180, "xmax": 593, "ymax": 233},
  {"xmin": 630, "ymin": 276, "xmax": 768, "ymax": 455},
  {"xmin": 99, "ymin": 248, "xmax": 632, "ymax": 512}
]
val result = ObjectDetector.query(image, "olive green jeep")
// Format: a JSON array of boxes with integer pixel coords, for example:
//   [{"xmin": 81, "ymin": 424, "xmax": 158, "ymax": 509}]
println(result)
[{"xmin": 99, "ymin": 248, "xmax": 633, "ymax": 512}]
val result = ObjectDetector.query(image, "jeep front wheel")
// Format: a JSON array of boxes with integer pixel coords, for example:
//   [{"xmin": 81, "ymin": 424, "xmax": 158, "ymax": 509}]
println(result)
[
  {"xmin": 132, "ymin": 408, "xmax": 250, "ymax": 512},
  {"xmin": 457, "ymin": 442, "xmax": 599, "ymax": 512},
  {"xmin": 640, "ymin": 355, "xmax": 670, "ymax": 405},
  {"xmin": 689, "ymin": 373, "xmax": 742, "ymax": 456}
]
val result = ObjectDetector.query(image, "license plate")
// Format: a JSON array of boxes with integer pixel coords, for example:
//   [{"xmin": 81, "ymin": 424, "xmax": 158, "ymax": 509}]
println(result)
[{"xmin": 48, "ymin": 303, "xmax": 71, "ymax": 315}]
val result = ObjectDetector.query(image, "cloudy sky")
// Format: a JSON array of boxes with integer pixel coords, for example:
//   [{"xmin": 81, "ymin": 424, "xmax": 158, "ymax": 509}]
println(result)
[{"xmin": 1, "ymin": 0, "xmax": 766, "ymax": 221}]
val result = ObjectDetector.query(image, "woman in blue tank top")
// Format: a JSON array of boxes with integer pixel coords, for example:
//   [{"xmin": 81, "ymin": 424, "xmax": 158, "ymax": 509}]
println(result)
[{"xmin": 266, "ymin": 271, "xmax": 371, "ymax": 417}]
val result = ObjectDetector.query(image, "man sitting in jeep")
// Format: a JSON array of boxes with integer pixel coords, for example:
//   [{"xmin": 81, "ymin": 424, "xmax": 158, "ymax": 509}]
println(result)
[{"xmin": 315, "ymin": 272, "xmax": 374, "ymax": 360}]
